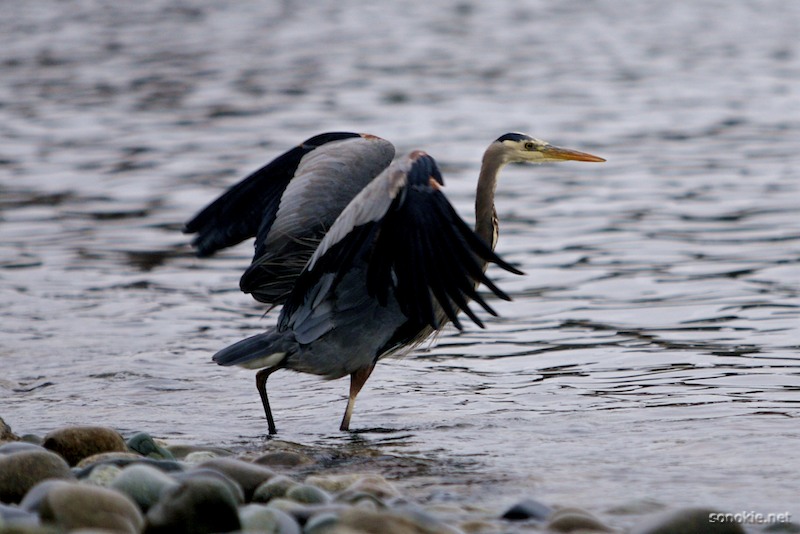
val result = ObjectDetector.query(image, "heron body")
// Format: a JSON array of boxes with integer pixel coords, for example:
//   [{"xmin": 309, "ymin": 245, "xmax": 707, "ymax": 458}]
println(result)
[{"xmin": 185, "ymin": 132, "xmax": 604, "ymax": 433}]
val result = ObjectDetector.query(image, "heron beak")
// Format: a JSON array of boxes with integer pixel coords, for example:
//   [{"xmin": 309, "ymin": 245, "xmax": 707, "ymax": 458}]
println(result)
[{"xmin": 539, "ymin": 145, "xmax": 606, "ymax": 162}]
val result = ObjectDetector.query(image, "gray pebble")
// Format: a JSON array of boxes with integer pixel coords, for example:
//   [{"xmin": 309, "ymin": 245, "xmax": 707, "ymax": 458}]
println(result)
[
  {"xmin": 200, "ymin": 457, "xmax": 276, "ymax": 501},
  {"xmin": 84, "ymin": 463, "xmax": 123, "ymax": 487},
  {"xmin": 174, "ymin": 467, "xmax": 245, "ymax": 504},
  {"xmin": 111, "ymin": 463, "xmax": 180, "ymax": 512},
  {"xmin": 144, "ymin": 476, "xmax": 240, "ymax": 534},
  {"xmin": 0, "ymin": 450, "xmax": 75, "ymax": 504},
  {"xmin": 0, "ymin": 442, "xmax": 46, "ymax": 455},
  {"xmin": 631, "ymin": 507, "xmax": 746, "ymax": 534},
  {"xmin": 253, "ymin": 451, "xmax": 312, "ymax": 467},
  {"xmin": 0, "ymin": 501, "xmax": 40, "ymax": 528},
  {"xmin": 239, "ymin": 503, "xmax": 302, "ymax": 534},
  {"xmin": 285, "ymin": 483, "xmax": 331, "ymax": 505},
  {"xmin": 253, "ymin": 475, "xmax": 299, "ymax": 503}
]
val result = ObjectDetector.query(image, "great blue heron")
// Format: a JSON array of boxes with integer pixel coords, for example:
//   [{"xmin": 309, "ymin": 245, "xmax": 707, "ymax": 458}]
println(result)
[{"xmin": 185, "ymin": 132, "xmax": 604, "ymax": 433}]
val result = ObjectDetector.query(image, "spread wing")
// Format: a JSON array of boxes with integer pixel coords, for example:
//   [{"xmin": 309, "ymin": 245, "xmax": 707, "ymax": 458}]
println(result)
[
  {"xmin": 279, "ymin": 150, "xmax": 523, "ymax": 344},
  {"xmin": 183, "ymin": 132, "xmax": 394, "ymax": 258}
]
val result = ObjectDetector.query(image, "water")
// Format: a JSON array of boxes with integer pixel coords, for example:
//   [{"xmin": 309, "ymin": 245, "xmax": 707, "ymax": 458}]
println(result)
[{"xmin": 2, "ymin": 0, "xmax": 799, "ymax": 527}]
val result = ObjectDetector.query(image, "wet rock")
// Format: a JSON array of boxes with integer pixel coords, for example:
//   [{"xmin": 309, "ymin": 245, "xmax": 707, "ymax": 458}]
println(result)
[
  {"xmin": 165, "ymin": 444, "xmax": 231, "ymax": 461},
  {"xmin": 0, "ymin": 441, "xmax": 45, "ymax": 455},
  {"xmin": 76, "ymin": 452, "xmax": 145, "ymax": 471},
  {"xmin": 286, "ymin": 483, "xmax": 332, "ymax": 505},
  {"xmin": 0, "ymin": 417, "xmax": 19, "ymax": 442},
  {"xmin": 0, "ymin": 450, "xmax": 75, "ymax": 504},
  {"xmin": 631, "ymin": 507, "xmax": 746, "ymax": 534},
  {"xmin": 144, "ymin": 477, "xmax": 240, "ymax": 534},
  {"xmin": 173, "ymin": 467, "xmax": 244, "ymax": 504},
  {"xmin": 110, "ymin": 463, "xmax": 180, "ymax": 512},
  {"xmin": 253, "ymin": 475, "xmax": 300, "ymax": 503},
  {"xmin": 200, "ymin": 457, "xmax": 276, "ymax": 501},
  {"xmin": 42, "ymin": 426, "xmax": 127, "ymax": 466},
  {"xmin": 184, "ymin": 450, "xmax": 221, "ymax": 464},
  {"xmin": 85, "ymin": 463, "xmax": 123, "ymax": 487},
  {"xmin": 239, "ymin": 503, "xmax": 302, "ymax": 534},
  {"xmin": 340, "ymin": 474, "xmax": 400, "ymax": 500},
  {"xmin": 254, "ymin": 450, "xmax": 312, "ymax": 467},
  {"xmin": 547, "ymin": 507, "xmax": 612, "ymax": 532},
  {"xmin": 304, "ymin": 474, "xmax": 363, "ymax": 494},
  {"xmin": 306, "ymin": 507, "xmax": 461, "ymax": 534},
  {"xmin": 0, "ymin": 502, "xmax": 40, "ymax": 528},
  {"xmin": 126, "ymin": 432, "xmax": 175, "ymax": 460},
  {"xmin": 501, "ymin": 497, "xmax": 553, "ymax": 521},
  {"xmin": 38, "ymin": 483, "xmax": 144, "ymax": 533},
  {"xmin": 19, "ymin": 480, "xmax": 75, "ymax": 514}
]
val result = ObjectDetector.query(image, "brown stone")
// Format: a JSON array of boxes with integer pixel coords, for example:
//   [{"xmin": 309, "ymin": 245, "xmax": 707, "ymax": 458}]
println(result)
[
  {"xmin": 0, "ymin": 450, "xmax": 75, "ymax": 504},
  {"xmin": 42, "ymin": 426, "xmax": 128, "ymax": 466},
  {"xmin": 40, "ymin": 483, "xmax": 144, "ymax": 533},
  {"xmin": 199, "ymin": 457, "xmax": 276, "ymax": 501}
]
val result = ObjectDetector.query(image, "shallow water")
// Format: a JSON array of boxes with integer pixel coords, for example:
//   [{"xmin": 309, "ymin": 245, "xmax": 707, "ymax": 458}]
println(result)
[{"xmin": 2, "ymin": 0, "xmax": 799, "ymax": 528}]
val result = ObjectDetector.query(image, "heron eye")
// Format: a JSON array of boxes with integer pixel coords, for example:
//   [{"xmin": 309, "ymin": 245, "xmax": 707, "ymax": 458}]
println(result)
[{"xmin": 524, "ymin": 142, "xmax": 535, "ymax": 150}]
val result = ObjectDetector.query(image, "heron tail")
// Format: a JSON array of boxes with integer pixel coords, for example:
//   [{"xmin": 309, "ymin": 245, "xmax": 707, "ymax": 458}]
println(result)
[{"xmin": 212, "ymin": 331, "xmax": 293, "ymax": 370}]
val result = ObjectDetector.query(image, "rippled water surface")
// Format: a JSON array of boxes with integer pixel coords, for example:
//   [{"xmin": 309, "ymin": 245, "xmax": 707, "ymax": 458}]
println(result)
[{"xmin": 2, "ymin": 0, "xmax": 799, "ymax": 527}]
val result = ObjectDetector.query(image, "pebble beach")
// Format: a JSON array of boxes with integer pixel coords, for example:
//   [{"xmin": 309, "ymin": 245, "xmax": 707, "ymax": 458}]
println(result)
[{"xmin": 3, "ymin": 418, "xmax": 793, "ymax": 533}]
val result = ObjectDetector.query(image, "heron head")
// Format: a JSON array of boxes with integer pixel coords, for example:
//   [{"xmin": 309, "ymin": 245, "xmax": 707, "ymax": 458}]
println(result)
[{"xmin": 494, "ymin": 132, "xmax": 605, "ymax": 164}]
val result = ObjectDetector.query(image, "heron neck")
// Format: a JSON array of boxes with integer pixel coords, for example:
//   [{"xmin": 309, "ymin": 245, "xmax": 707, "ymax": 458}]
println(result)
[{"xmin": 475, "ymin": 147, "xmax": 505, "ymax": 253}]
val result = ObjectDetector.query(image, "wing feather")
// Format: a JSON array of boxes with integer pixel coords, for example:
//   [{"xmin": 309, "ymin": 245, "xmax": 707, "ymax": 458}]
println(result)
[
  {"xmin": 184, "ymin": 132, "xmax": 369, "ymax": 257},
  {"xmin": 278, "ymin": 151, "xmax": 523, "ymax": 343}
]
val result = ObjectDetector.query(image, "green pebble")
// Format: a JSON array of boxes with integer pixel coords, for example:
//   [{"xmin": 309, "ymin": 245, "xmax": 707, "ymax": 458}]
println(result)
[{"xmin": 285, "ymin": 484, "xmax": 331, "ymax": 505}]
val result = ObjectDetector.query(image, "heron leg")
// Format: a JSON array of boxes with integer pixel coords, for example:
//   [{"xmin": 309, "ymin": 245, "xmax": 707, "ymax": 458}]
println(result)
[
  {"xmin": 340, "ymin": 364, "xmax": 375, "ymax": 431},
  {"xmin": 256, "ymin": 367, "xmax": 281, "ymax": 435}
]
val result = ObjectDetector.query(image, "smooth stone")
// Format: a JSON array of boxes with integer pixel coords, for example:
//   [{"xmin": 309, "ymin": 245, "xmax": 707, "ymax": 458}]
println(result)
[
  {"xmin": 0, "ymin": 450, "xmax": 75, "ymax": 504},
  {"xmin": 20, "ymin": 434, "xmax": 44, "ymax": 445},
  {"xmin": 126, "ymin": 432, "xmax": 175, "ymax": 461},
  {"xmin": 144, "ymin": 476, "xmax": 240, "ymax": 534},
  {"xmin": 39, "ymin": 483, "xmax": 144, "ymax": 534},
  {"xmin": 501, "ymin": 497, "xmax": 553, "ymax": 521},
  {"xmin": 631, "ymin": 507, "xmax": 746, "ymax": 534},
  {"xmin": 76, "ymin": 452, "xmax": 144, "ymax": 469},
  {"xmin": 165, "ymin": 444, "xmax": 231, "ymax": 461},
  {"xmin": 285, "ymin": 484, "xmax": 331, "ymax": 505},
  {"xmin": 42, "ymin": 426, "xmax": 128, "ymax": 467},
  {"xmin": 0, "ymin": 502, "xmax": 40, "ymax": 528},
  {"xmin": 339, "ymin": 475, "xmax": 399, "ymax": 500},
  {"xmin": 334, "ymin": 490, "xmax": 385, "ymax": 508},
  {"xmin": 173, "ymin": 467, "xmax": 244, "ymax": 504},
  {"xmin": 199, "ymin": 457, "xmax": 276, "ymax": 501},
  {"xmin": 238, "ymin": 503, "xmax": 302, "ymax": 534},
  {"xmin": 547, "ymin": 507, "xmax": 613, "ymax": 532},
  {"xmin": 265, "ymin": 499, "xmax": 346, "ymax": 524},
  {"xmin": 252, "ymin": 475, "xmax": 299, "ymax": 503},
  {"xmin": 304, "ymin": 474, "xmax": 362, "ymax": 494},
  {"xmin": 253, "ymin": 451, "xmax": 312, "ymax": 467},
  {"xmin": 0, "ymin": 442, "xmax": 47, "ymax": 456},
  {"xmin": 19, "ymin": 481, "xmax": 75, "ymax": 514},
  {"xmin": 110, "ymin": 463, "xmax": 180, "ymax": 512},
  {"xmin": 311, "ymin": 507, "xmax": 461, "ymax": 534},
  {"xmin": 74, "ymin": 456, "xmax": 185, "ymax": 478},
  {"xmin": 84, "ymin": 463, "xmax": 123, "ymax": 487},
  {"xmin": 302, "ymin": 511, "xmax": 340, "ymax": 534},
  {"xmin": 183, "ymin": 451, "xmax": 220, "ymax": 464}
]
